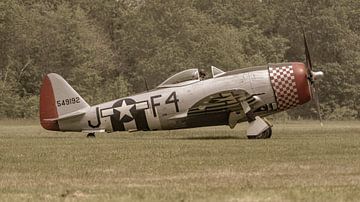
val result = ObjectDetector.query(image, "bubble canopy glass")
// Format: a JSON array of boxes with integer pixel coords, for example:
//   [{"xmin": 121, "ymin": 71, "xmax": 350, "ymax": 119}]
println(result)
[{"xmin": 157, "ymin": 69, "xmax": 200, "ymax": 88}]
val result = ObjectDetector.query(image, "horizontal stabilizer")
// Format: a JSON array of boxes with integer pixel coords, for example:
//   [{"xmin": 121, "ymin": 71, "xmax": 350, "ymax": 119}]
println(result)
[{"xmin": 44, "ymin": 108, "xmax": 88, "ymax": 121}]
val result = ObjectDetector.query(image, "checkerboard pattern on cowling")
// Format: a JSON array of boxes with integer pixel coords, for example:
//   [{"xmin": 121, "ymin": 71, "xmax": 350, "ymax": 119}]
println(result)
[{"xmin": 269, "ymin": 65, "xmax": 300, "ymax": 110}]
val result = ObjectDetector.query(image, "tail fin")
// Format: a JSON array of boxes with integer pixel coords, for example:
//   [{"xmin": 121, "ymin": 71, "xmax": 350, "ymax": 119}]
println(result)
[{"xmin": 40, "ymin": 73, "xmax": 90, "ymax": 131}]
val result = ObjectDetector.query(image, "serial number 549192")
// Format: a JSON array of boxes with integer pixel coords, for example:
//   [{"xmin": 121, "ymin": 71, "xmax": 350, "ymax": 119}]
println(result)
[{"xmin": 56, "ymin": 97, "xmax": 80, "ymax": 107}]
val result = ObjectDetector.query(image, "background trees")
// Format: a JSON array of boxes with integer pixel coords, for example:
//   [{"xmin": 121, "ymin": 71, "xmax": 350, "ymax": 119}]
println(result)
[{"xmin": 0, "ymin": 0, "xmax": 359, "ymax": 119}]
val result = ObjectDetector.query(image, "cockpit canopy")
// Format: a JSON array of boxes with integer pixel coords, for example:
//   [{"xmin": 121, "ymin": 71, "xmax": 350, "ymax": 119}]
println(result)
[
  {"xmin": 156, "ymin": 66, "xmax": 225, "ymax": 88},
  {"xmin": 157, "ymin": 69, "xmax": 200, "ymax": 88}
]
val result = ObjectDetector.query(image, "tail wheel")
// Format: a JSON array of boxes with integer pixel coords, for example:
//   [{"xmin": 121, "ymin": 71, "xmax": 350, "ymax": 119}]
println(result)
[
  {"xmin": 87, "ymin": 133, "xmax": 96, "ymax": 138},
  {"xmin": 247, "ymin": 128, "xmax": 272, "ymax": 139}
]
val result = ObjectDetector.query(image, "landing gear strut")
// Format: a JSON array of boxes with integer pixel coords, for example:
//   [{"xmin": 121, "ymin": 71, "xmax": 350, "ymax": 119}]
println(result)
[
  {"xmin": 247, "ymin": 127, "xmax": 272, "ymax": 139},
  {"xmin": 87, "ymin": 133, "xmax": 96, "ymax": 138},
  {"xmin": 245, "ymin": 115, "xmax": 272, "ymax": 139}
]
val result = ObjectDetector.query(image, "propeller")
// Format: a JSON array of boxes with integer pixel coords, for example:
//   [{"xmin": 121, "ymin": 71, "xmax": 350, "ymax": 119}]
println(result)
[{"xmin": 303, "ymin": 31, "xmax": 324, "ymax": 126}]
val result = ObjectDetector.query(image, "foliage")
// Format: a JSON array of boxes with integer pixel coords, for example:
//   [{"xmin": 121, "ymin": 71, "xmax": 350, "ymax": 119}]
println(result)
[{"xmin": 0, "ymin": 0, "xmax": 359, "ymax": 119}]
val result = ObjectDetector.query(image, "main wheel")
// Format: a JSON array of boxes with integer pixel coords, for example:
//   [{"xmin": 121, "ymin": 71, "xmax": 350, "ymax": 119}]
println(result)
[
  {"xmin": 87, "ymin": 133, "xmax": 96, "ymax": 138},
  {"xmin": 247, "ymin": 127, "xmax": 272, "ymax": 139}
]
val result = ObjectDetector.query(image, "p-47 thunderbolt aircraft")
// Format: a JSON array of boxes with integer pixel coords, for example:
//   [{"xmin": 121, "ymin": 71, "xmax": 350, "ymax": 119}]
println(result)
[{"xmin": 40, "ymin": 36, "xmax": 324, "ymax": 139}]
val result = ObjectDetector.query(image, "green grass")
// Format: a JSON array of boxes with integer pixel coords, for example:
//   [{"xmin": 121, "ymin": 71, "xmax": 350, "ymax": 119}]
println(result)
[{"xmin": 1, "ymin": 120, "xmax": 360, "ymax": 201}]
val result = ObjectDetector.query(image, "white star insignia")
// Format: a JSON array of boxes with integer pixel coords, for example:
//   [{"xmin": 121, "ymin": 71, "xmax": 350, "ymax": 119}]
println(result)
[{"xmin": 114, "ymin": 101, "xmax": 134, "ymax": 121}]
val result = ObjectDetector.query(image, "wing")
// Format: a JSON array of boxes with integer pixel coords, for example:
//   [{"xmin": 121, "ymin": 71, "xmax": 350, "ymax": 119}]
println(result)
[{"xmin": 188, "ymin": 89, "xmax": 263, "ymax": 117}]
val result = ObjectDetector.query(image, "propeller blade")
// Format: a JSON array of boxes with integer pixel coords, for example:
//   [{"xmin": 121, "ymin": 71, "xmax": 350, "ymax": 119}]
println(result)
[
  {"xmin": 302, "ymin": 30, "xmax": 323, "ymax": 126},
  {"xmin": 311, "ymin": 83, "xmax": 323, "ymax": 126},
  {"xmin": 303, "ymin": 31, "xmax": 313, "ymax": 72}
]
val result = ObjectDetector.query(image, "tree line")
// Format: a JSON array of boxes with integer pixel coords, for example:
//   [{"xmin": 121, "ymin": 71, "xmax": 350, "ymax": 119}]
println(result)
[{"xmin": 0, "ymin": 0, "xmax": 359, "ymax": 120}]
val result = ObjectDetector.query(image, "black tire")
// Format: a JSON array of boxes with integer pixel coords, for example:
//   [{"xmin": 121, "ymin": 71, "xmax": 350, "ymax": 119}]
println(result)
[
  {"xmin": 87, "ymin": 133, "xmax": 96, "ymax": 138},
  {"xmin": 247, "ymin": 127, "xmax": 272, "ymax": 139}
]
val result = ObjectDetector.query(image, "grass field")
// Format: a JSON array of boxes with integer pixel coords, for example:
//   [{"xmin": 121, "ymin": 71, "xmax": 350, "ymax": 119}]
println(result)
[{"xmin": 1, "ymin": 120, "xmax": 360, "ymax": 201}]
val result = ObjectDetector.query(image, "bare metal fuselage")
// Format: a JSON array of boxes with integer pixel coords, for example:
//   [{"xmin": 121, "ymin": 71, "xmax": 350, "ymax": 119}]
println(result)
[{"xmin": 59, "ymin": 65, "xmax": 277, "ymax": 132}]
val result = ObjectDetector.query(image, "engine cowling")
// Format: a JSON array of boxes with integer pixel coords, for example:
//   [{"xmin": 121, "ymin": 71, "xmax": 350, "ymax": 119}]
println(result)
[{"xmin": 268, "ymin": 62, "xmax": 312, "ymax": 111}]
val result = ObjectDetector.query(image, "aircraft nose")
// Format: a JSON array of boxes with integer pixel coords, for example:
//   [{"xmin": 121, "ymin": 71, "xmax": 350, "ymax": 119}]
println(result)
[
  {"xmin": 292, "ymin": 62, "xmax": 312, "ymax": 104},
  {"xmin": 268, "ymin": 63, "xmax": 312, "ymax": 110}
]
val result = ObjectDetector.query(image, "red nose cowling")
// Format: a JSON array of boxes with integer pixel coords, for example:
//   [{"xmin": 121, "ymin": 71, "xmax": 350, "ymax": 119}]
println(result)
[{"xmin": 268, "ymin": 62, "xmax": 311, "ymax": 111}]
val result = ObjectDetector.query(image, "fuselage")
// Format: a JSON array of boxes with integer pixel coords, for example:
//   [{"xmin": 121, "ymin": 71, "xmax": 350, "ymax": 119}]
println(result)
[{"xmin": 55, "ymin": 62, "xmax": 311, "ymax": 132}]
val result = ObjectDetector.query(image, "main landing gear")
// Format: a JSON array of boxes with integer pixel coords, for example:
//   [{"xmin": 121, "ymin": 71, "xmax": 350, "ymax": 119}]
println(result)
[
  {"xmin": 228, "ymin": 100, "xmax": 273, "ymax": 139},
  {"xmin": 232, "ymin": 100, "xmax": 273, "ymax": 139},
  {"xmin": 247, "ymin": 127, "xmax": 272, "ymax": 139},
  {"xmin": 228, "ymin": 111, "xmax": 273, "ymax": 139},
  {"xmin": 246, "ymin": 116, "xmax": 273, "ymax": 139},
  {"xmin": 87, "ymin": 133, "xmax": 96, "ymax": 138}
]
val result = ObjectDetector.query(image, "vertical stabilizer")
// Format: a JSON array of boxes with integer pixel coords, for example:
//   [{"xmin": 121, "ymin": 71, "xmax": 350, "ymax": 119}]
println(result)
[{"xmin": 40, "ymin": 73, "xmax": 90, "ymax": 131}]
